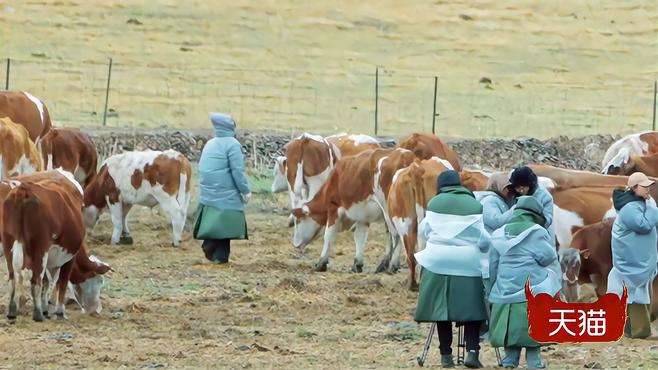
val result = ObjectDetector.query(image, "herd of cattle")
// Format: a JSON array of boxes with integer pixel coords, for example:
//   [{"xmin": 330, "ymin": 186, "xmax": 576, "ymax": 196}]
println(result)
[
  {"xmin": 3, "ymin": 88, "xmax": 658, "ymax": 324},
  {"xmin": 270, "ymin": 130, "xmax": 658, "ymax": 317},
  {"xmin": 0, "ymin": 91, "xmax": 191, "ymax": 322}
]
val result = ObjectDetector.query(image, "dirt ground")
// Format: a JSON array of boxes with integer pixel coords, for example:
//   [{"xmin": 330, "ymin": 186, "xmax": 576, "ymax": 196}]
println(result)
[{"xmin": 0, "ymin": 193, "xmax": 657, "ymax": 369}]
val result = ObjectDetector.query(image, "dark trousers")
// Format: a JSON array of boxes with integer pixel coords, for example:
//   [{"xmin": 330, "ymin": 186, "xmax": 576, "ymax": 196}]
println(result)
[
  {"xmin": 437, "ymin": 321, "xmax": 482, "ymax": 355},
  {"xmin": 202, "ymin": 239, "xmax": 231, "ymax": 263}
]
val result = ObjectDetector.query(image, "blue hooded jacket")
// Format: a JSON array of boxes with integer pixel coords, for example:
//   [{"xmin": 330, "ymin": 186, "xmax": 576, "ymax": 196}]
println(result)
[{"xmin": 198, "ymin": 113, "xmax": 251, "ymax": 211}]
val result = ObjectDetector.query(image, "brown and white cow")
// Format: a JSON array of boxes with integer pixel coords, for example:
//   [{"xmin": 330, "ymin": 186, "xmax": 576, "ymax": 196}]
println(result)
[
  {"xmin": 0, "ymin": 117, "xmax": 43, "ymax": 180},
  {"xmin": 0, "ymin": 91, "xmax": 52, "ymax": 142},
  {"xmin": 602, "ymin": 131, "xmax": 658, "ymax": 174},
  {"xmin": 38, "ymin": 127, "xmax": 98, "ymax": 188},
  {"xmin": 560, "ymin": 220, "xmax": 658, "ymax": 319},
  {"xmin": 387, "ymin": 158, "xmax": 453, "ymax": 290},
  {"xmin": 397, "ymin": 133, "xmax": 461, "ymax": 171},
  {"xmin": 83, "ymin": 150, "xmax": 192, "ymax": 247},
  {"xmin": 1, "ymin": 169, "xmax": 107, "ymax": 321},
  {"xmin": 608, "ymin": 152, "xmax": 658, "ymax": 178},
  {"xmin": 271, "ymin": 133, "xmax": 379, "ymax": 207},
  {"xmin": 291, "ymin": 148, "xmax": 415, "ymax": 272}
]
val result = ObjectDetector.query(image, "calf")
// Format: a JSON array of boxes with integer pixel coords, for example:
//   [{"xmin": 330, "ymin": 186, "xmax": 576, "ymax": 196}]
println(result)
[
  {"xmin": 38, "ymin": 127, "xmax": 98, "ymax": 188},
  {"xmin": 291, "ymin": 148, "xmax": 414, "ymax": 272},
  {"xmin": 397, "ymin": 133, "xmax": 461, "ymax": 171},
  {"xmin": 83, "ymin": 150, "xmax": 192, "ymax": 247},
  {"xmin": 0, "ymin": 117, "xmax": 43, "ymax": 180},
  {"xmin": 0, "ymin": 91, "xmax": 52, "ymax": 142},
  {"xmin": 1, "ymin": 170, "xmax": 92, "ymax": 321},
  {"xmin": 387, "ymin": 158, "xmax": 452, "ymax": 290}
]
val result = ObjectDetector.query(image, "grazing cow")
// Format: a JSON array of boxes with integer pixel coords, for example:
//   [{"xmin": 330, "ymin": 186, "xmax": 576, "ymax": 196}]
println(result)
[
  {"xmin": 66, "ymin": 246, "xmax": 112, "ymax": 315},
  {"xmin": 38, "ymin": 127, "xmax": 98, "ymax": 188},
  {"xmin": 0, "ymin": 91, "xmax": 52, "ymax": 142},
  {"xmin": 0, "ymin": 117, "xmax": 43, "ymax": 180},
  {"xmin": 397, "ymin": 133, "xmax": 461, "ymax": 171},
  {"xmin": 271, "ymin": 133, "xmax": 379, "ymax": 206},
  {"xmin": 291, "ymin": 148, "xmax": 415, "ymax": 272},
  {"xmin": 1, "ymin": 169, "xmax": 104, "ymax": 321},
  {"xmin": 560, "ymin": 220, "xmax": 658, "ymax": 319},
  {"xmin": 602, "ymin": 131, "xmax": 658, "ymax": 174},
  {"xmin": 387, "ymin": 158, "xmax": 452, "ymax": 290},
  {"xmin": 83, "ymin": 150, "xmax": 192, "ymax": 247}
]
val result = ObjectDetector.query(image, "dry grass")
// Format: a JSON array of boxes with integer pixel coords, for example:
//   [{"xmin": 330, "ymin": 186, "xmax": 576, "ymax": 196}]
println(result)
[
  {"xmin": 1, "ymin": 1, "xmax": 657, "ymax": 138},
  {"xmin": 0, "ymin": 195, "xmax": 658, "ymax": 368}
]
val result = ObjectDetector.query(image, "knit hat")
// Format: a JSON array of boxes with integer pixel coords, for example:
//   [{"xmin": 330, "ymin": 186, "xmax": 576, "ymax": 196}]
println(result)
[
  {"xmin": 437, "ymin": 170, "xmax": 462, "ymax": 190},
  {"xmin": 509, "ymin": 166, "xmax": 538, "ymax": 193}
]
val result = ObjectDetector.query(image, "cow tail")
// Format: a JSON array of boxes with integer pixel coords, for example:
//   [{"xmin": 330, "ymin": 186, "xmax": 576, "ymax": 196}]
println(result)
[{"xmin": 0, "ymin": 154, "xmax": 4, "ymax": 181}]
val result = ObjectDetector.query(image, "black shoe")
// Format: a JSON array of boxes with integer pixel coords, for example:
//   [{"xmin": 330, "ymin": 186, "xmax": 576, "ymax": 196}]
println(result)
[
  {"xmin": 441, "ymin": 354, "xmax": 455, "ymax": 368},
  {"xmin": 464, "ymin": 350, "xmax": 483, "ymax": 368}
]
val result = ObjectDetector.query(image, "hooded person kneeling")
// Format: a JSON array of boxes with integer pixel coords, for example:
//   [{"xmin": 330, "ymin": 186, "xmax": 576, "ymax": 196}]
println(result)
[
  {"xmin": 414, "ymin": 170, "xmax": 491, "ymax": 369},
  {"xmin": 488, "ymin": 196, "xmax": 561, "ymax": 369}
]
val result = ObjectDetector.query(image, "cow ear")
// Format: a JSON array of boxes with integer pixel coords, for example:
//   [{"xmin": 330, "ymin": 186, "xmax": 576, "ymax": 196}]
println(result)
[{"xmin": 579, "ymin": 249, "xmax": 591, "ymax": 259}]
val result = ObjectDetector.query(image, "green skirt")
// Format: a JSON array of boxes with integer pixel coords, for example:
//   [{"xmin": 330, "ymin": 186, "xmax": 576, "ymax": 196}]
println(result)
[
  {"xmin": 414, "ymin": 268, "xmax": 487, "ymax": 323},
  {"xmin": 193, "ymin": 204, "xmax": 248, "ymax": 240},
  {"xmin": 489, "ymin": 302, "xmax": 539, "ymax": 348}
]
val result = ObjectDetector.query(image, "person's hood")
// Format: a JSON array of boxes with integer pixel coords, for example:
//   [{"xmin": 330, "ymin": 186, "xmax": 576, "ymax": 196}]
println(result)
[
  {"xmin": 613, "ymin": 188, "xmax": 644, "ymax": 211},
  {"xmin": 487, "ymin": 172, "xmax": 511, "ymax": 194},
  {"xmin": 505, "ymin": 196, "xmax": 545, "ymax": 236},
  {"xmin": 439, "ymin": 185, "xmax": 476, "ymax": 199},
  {"xmin": 210, "ymin": 113, "xmax": 236, "ymax": 137}
]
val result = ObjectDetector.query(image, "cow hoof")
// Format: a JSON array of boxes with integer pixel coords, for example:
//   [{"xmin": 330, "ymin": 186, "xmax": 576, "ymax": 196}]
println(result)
[
  {"xmin": 375, "ymin": 259, "xmax": 390, "ymax": 273},
  {"xmin": 33, "ymin": 311, "xmax": 45, "ymax": 322},
  {"xmin": 351, "ymin": 261, "xmax": 364, "ymax": 273},
  {"xmin": 409, "ymin": 282, "xmax": 419, "ymax": 292},
  {"xmin": 55, "ymin": 312, "xmax": 68, "ymax": 320},
  {"xmin": 7, "ymin": 301, "xmax": 18, "ymax": 319},
  {"xmin": 388, "ymin": 264, "xmax": 400, "ymax": 274},
  {"xmin": 43, "ymin": 311, "xmax": 50, "ymax": 319},
  {"xmin": 171, "ymin": 242, "xmax": 180, "ymax": 248},
  {"xmin": 118, "ymin": 236, "xmax": 134, "ymax": 245},
  {"xmin": 314, "ymin": 261, "xmax": 328, "ymax": 272}
]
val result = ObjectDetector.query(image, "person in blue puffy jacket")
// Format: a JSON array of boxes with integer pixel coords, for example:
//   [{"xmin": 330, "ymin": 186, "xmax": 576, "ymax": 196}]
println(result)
[
  {"xmin": 608, "ymin": 172, "xmax": 658, "ymax": 338},
  {"xmin": 195, "ymin": 113, "xmax": 251, "ymax": 263}
]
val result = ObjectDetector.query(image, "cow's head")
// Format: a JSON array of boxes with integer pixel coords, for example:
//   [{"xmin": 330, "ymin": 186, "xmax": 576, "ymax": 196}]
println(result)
[
  {"xmin": 271, "ymin": 156, "xmax": 288, "ymax": 193},
  {"xmin": 290, "ymin": 205, "xmax": 323, "ymax": 249},
  {"xmin": 82, "ymin": 165, "xmax": 117, "ymax": 229},
  {"xmin": 70, "ymin": 255, "xmax": 112, "ymax": 315},
  {"xmin": 558, "ymin": 247, "xmax": 584, "ymax": 302},
  {"xmin": 603, "ymin": 148, "xmax": 631, "ymax": 175}
]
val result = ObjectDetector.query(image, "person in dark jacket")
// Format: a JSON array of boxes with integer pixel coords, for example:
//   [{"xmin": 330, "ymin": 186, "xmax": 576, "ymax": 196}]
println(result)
[
  {"xmin": 195, "ymin": 113, "xmax": 251, "ymax": 263},
  {"xmin": 608, "ymin": 172, "xmax": 658, "ymax": 338},
  {"xmin": 414, "ymin": 170, "xmax": 491, "ymax": 368}
]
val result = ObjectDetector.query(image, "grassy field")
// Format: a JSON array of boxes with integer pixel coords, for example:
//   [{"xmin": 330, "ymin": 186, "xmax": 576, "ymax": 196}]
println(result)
[
  {"xmin": 1, "ymin": 194, "xmax": 658, "ymax": 368},
  {"xmin": 2, "ymin": 1, "xmax": 657, "ymax": 138}
]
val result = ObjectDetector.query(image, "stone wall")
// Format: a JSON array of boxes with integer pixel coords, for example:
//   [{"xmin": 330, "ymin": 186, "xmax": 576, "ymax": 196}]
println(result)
[{"xmin": 85, "ymin": 128, "xmax": 619, "ymax": 172}]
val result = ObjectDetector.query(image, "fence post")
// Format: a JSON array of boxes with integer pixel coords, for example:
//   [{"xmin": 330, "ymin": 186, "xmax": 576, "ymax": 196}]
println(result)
[
  {"xmin": 432, "ymin": 76, "xmax": 438, "ymax": 134},
  {"xmin": 651, "ymin": 80, "xmax": 658, "ymax": 131},
  {"xmin": 102, "ymin": 57, "xmax": 113, "ymax": 126},
  {"xmin": 374, "ymin": 67, "xmax": 379, "ymax": 136},
  {"xmin": 4, "ymin": 58, "xmax": 9, "ymax": 90}
]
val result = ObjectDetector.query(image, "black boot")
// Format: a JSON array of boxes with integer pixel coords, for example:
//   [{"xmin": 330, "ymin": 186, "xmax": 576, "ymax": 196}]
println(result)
[
  {"xmin": 464, "ymin": 350, "xmax": 483, "ymax": 368},
  {"xmin": 440, "ymin": 354, "xmax": 455, "ymax": 368}
]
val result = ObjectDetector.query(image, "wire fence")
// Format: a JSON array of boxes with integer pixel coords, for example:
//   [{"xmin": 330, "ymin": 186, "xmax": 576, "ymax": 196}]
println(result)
[{"xmin": 3, "ymin": 56, "xmax": 656, "ymax": 139}]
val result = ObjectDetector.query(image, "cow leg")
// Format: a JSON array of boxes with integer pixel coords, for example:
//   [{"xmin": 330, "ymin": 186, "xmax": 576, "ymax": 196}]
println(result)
[
  {"xmin": 4, "ymin": 239, "xmax": 19, "ymax": 320},
  {"xmin": 155, "ymin": 194, "xmax": 185, "ymax": 247},
  {"xmin": 108, "ymin": 201, "xmax": 124, "ymax": 245},
  {"xmin": 315, "ymin": 223, "xmax": 338, "ymax": 272},
  {"xmin": 41, "ymin": 270, "xmax": 52, "ymax": 319},
  {"xmin": 375, "ymin": 230, "xmax": 394, "ymax": 273},
  {"xmin": 120, "ymin": 203, "xmax": 134, "ymax": 244},
  {"xmin": 401, "ymin": 233, "xmax": 419, "ymax": 291},
  {"xmin": 388, "ymin": 234, "xmax": 402, "ymax": 274},
  {"xmin": 54, "ymin": 260, "xmax": 73, "ymax": 320},
  {"xmin": 30, "ymin": 251, "xmax": 48, "ymax": 322},
  {"xmin": 351, "ymin": 223, "xmax": 369, "ymax": 273}
]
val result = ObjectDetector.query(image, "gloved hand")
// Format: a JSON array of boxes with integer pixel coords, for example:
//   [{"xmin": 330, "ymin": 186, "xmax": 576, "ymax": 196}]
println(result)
[{"xmin": 243, "ymin": 192, "xmax": 252, "ymax": 204}]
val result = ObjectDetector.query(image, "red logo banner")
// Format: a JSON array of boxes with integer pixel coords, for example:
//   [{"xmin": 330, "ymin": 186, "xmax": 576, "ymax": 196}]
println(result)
[{"xmin": 525, "ymin": 282, "xmax": 628, "ymax": 343}]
